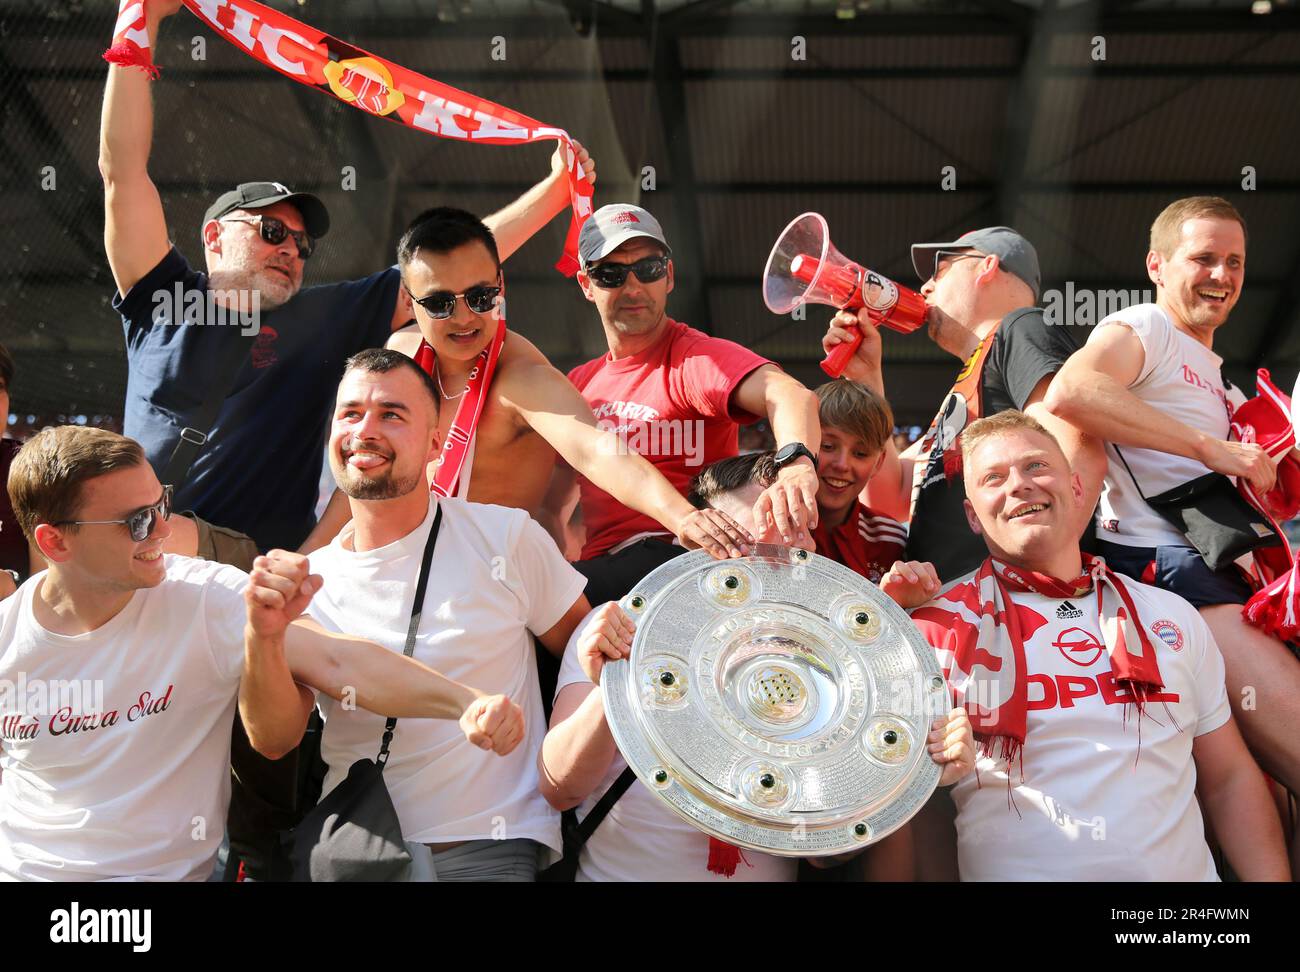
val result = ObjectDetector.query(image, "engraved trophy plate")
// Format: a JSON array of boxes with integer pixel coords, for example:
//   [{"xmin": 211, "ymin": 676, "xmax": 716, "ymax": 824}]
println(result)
[{"xmin": 601, "ymin": 545, "xmax": 948, "ymax": 857}]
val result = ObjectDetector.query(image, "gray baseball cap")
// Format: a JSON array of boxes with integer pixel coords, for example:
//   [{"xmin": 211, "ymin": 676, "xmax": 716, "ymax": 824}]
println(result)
[
  {"xmin": 203, "ymin": 181, "xmax": 330, "ymax": 238},
  {"xmin": 910, "ymin": 226, "xmax": 1040, "ymax": 301},
  {"xmin": 578, "ymin": 204, "xmax": 672, "ymax": 267}
]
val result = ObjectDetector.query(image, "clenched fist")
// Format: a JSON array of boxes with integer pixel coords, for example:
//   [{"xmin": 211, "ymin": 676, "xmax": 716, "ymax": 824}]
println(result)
[
  {"xmin": 245, "ymin": 550, "xmax": 322, "ymax": 638},
  {"xmin": 460, "ymin": 694, "xmax": 526, "ymax": 756}
]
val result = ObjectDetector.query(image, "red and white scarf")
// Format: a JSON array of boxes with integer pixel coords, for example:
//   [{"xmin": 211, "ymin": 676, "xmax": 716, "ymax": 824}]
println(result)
[
  {"xmin": 952, "ymin": 555, "xmax": 1166, "ymax": 772},
  {"xmin": 103, "ymin": 0, "xmax": 593, "ymax": 274},
  {"xmin": 414, "ymin": 320, "xmax": 506, "ymax": 499},
  {"xmin": 1232, "ymin": 370, "xmax": 1300, "ymax": 641}
]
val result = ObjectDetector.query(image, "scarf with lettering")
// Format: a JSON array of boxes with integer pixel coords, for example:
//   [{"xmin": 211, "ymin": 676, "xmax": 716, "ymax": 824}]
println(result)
[
  {"xmin": 951, "ymin": 555, "xmax": 1166, "ymax": 774},
  {"xmin": 414, "ymin": 320, "xmax": 506, "ymax": 498},
  {"xmin": 103, "ymin": 0, "xmax": 593, "ymax": 274}
]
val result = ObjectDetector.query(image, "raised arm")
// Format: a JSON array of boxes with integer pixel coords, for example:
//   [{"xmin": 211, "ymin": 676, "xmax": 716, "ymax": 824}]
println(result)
[
  {"xmin": 825, "ymin": 310, "xmax": 913, "ymax": 521},
  {"xmin": 243, "ymin": 550, "xmax": 524, "ymax": 759},
  {"xmin": 99, "ymin": 0, "xmax": 182, "ymax": 296},
  {"xmin": 538, "ymin": 604, "xmax": 634, "ymax": 810},
  {"xmin": 505, "ymin": 359, "xmax": 753, "ymax": 560},
  {"xmin": 731, "ymin": 364, "xmax": 822, "ymax": 545},
  {"xmin": 484, "ymin": 140, "xmax": 596, "ymax": 262},
  {"xmin": 1045, "ymin": 322, "xmax": 1274, "ymax": 493},
  {"xmin": 1193, "ymin": 717, "xmax": 1289, "ymax": 881}
]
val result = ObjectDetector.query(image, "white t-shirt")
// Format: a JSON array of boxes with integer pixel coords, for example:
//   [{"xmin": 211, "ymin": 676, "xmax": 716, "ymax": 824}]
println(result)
[
  {"xmin": 555, "ymin": 608, "xmax": 798, "ymax": 883},
  {"xmin": 0, "ymin": 557, "xmax": 247, "ymax": 881},
  {"xmin": 306, "ymin": 497, "xmax": 584, "ymax": 852},
  {"xmin": 912, "ymin": 571, "xmax": 1231, "ymax": 881},
  {"xmin": 1087, "ymin": 303, "xmax": 1247, "ymax": 548}
]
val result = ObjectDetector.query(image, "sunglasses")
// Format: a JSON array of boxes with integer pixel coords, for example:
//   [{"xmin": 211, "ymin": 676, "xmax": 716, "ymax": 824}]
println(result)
[
  {"xmin": 931, "ymin": 249, "xmax": 982, "ymax": 282},
  {"xmin": 404, "ymin": 282, "xmax": 503, "ymax": 320},
  {"xmin": 586, "ymin": 256, "xmax": 669, "ymax": 290},
  {"xmin": 56, "ymin": 486, "xmax": 173, "ymax": 543},
  {"xmin": 222, "ymin": 215, "xmax": 315, "ymax": 259}
]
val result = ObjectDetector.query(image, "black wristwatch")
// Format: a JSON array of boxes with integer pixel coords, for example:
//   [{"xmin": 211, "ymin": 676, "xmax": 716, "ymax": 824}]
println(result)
[{"xmin": 773, "ymin": 442, "xmax": 817, "ymax": 471}]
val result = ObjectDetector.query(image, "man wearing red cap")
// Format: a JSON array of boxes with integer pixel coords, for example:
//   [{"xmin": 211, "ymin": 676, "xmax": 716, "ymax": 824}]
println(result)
[{"xmin": 911, "ymin": 410, "xmax": 1286, "ymax": 880}]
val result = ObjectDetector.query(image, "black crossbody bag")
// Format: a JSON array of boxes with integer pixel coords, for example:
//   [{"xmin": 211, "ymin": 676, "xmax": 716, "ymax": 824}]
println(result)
[
  {"xmin": 284, "ymin": 505, "xmax": 443, "ymax": 882},
  {"xmin": 1114, "ymin": 446, "xmax": 1280, "ymax": 571}
]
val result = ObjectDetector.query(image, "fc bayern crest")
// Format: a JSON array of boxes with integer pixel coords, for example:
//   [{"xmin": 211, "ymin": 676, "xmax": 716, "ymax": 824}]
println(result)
[{"xmin": 1150, "ymin": 619, "xmax": 1185, "ymax": 652}]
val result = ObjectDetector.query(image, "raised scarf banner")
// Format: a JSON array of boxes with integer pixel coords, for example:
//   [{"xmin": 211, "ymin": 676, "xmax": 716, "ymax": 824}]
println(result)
[{"xmin": 104, "ymin": 0, "xmax": 594, "ymax": 274}]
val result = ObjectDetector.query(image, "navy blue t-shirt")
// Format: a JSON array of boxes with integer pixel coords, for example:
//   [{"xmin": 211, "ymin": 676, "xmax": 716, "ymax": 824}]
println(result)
[{"xmin": 116, "ymin": 247, "xmax": 398, "ymax": 552}]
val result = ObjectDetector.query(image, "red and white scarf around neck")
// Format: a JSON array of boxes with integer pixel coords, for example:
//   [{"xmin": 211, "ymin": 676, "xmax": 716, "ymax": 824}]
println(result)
[
  {"xmin": 103, "ymin": 0, "xmax": 593, "ymax": 275},
  {"xmin": 953, "ymin": 554, "xmax": 1166, "ymax": 772},
  {"xmin": 414, "ymin": 320, "xmax": 506, "ymax": 499}
]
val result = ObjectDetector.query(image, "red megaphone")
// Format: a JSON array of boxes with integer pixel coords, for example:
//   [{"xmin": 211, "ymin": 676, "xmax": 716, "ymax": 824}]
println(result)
[{"xmin": 761, "ymin": 212, "xmax": 928, "ymax": 378}]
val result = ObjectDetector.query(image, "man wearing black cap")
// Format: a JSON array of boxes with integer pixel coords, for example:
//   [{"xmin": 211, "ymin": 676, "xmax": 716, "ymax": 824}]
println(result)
[
  {"xmin": 99, "ymin": 0, "xmax": 587, "ymax": 556},
  {"xmin": 823, "ymin": 226, "xmax": 1106, "ymax": 583}
]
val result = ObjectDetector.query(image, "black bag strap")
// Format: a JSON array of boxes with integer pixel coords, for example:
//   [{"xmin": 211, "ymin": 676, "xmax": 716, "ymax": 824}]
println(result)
[
  {"xmin": 1111, "ymin": 444, "xmax": 1151, "ymax": 502},
  {"xmin": 160, "ymin": 326, "xmax": 257, "ymax": 488},
  {"xmin": 574, "ymin": 766, "xmax": 637, "ymax": 847},
  {"xmin": 376, "ymin": 503, "xmax": 444, "ymax": 766}
]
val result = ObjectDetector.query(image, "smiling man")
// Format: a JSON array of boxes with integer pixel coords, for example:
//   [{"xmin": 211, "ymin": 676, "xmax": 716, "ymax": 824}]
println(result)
[
  {"xmin": 0, "ymin": 425, "xmax": 522, "ymax": 881},
  {"xmin": 910, "ymin": 410, "xmax": 1286, "ymax": 881},
  {"xmin": 1044, "ymin": 196, "xmax": 1300, "ymax": 833},
  {"xmin": 304, "ymin": 349, "xmax": 605, "ymax": 880},
  {"xmin": 102, "ymin": 1, "xmax": 588, "ymax": 556}
]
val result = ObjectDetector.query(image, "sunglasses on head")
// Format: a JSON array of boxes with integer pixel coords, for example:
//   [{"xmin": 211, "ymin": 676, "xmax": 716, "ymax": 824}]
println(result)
[
  {"xmin": 222, "ymin": 215, "xmax": 315, "ymax": 259},
  {"xmin": 404, "ymin": 282, "xmax": 503, "ymax": 320},
  {"xmin": 56, "ymin": 485, "xmax": 173, "ymax": 543},
  {"xmin": 586, "ymin": 255, "xmax": 669, "ymax": 289}
]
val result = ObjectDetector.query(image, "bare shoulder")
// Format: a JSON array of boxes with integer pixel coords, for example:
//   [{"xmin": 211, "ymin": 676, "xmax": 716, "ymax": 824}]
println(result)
[{"xmin": 386, "ymin": 324, "xmax": 424, "ymax": 357}]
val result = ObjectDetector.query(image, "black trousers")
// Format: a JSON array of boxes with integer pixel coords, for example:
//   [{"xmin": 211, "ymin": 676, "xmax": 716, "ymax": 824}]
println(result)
[{"xmin": 572, "ymin": 538, "xmax": 687, "ymax": 606}]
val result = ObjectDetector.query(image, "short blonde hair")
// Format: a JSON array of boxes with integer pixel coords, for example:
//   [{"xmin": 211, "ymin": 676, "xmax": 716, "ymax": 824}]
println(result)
[
  {"xmin": 814, "ymin": 380, "xmax": 894, "ymax": 456},
  {"xmin": 1150, "ymin": 196, "xmax": 1247, "ymax": 258},
  {"xmin": 960, "ymin": 410, "xmax": 1064, "ymax": 473},
  {"xmin": 8, "ymin": 426, "xmax": 145, "ymax": 540}
]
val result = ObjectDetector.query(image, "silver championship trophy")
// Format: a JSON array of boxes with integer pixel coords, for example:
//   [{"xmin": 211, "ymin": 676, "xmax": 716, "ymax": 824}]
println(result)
[{"xmin": 601, "ymin": 545, "xmax": 948, "ymax": 857}]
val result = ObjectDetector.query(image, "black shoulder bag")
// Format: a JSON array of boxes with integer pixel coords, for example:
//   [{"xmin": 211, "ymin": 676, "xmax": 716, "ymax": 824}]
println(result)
[
  {"xmin": 284, "ymin": 505, "xmax": 443, "ymax": 882},
  {"xmin": 1114, "ymin": 445, "xmax": 1281, "ymax": 571}
]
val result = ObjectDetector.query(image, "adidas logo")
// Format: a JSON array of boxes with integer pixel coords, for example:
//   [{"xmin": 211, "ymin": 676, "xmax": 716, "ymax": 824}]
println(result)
[{"xmin": 1056, "ymin": 600, "xmax": 1083, "ymax": 619}]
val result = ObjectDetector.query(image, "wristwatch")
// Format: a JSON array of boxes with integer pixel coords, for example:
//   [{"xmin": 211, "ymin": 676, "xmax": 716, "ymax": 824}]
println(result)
[{"xmin": 773, "ymin": 442, "xmax": 817, "ymax": 471}]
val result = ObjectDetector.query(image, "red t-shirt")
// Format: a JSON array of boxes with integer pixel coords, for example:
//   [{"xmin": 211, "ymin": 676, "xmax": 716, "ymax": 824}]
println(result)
[
  {"xmin": 568, "ymin": 319, "xmax": 770, "ymax": 560},
  {"xmin": 811, "ymin": 501, "xmax": 907, "ymax": 584}
]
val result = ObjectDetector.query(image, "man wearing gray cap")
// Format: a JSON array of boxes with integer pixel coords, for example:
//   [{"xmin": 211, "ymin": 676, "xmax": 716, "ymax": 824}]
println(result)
[
  {"xmin": 823, "ymin": 226, "xmax": 1106, "ymax": 583},
  {"xmin": 556, "ymin": 203, "xmax": 823, "ymax": 604},
  {"xmin": 99, "ymin": 0, "xmax": 589, "ymax": 556}
]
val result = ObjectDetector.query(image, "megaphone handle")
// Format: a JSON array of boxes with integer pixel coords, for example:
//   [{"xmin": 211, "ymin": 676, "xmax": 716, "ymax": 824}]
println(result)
[{"xmin": 821, "ymin": 324, "xmax": 864, "ymax": 378}]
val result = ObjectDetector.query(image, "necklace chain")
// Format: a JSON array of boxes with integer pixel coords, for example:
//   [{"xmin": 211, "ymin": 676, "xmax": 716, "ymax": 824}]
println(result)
[{"xmin": 434, "ymin": 362, "xmax": 468, "ymax": 401}]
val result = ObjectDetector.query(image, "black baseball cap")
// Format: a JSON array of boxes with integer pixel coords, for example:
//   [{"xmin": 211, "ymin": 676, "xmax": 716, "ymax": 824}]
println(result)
[{"xmin": 203, "ymin": 181, "xmax": 330, "ymax": 238}]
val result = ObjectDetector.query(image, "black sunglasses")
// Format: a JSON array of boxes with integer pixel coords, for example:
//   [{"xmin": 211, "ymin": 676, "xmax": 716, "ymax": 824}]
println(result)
[
  {"xmin": 586, "ymin": 256, "xmax": 669, "ymax": 289},
  {"xmin": 223, "ymin": 215, "xmax": 315, "ymax": 259},
  {"xmin": 931, "ymin": 249, "xmax": 981, "ymax": 282},
  {"xmin": 404, "ymin": 282, "xmax": 503, "ymax": 320},
  {"xmin": 56, "ymin": 486, "xmax": 173, "ymax": 543}
]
